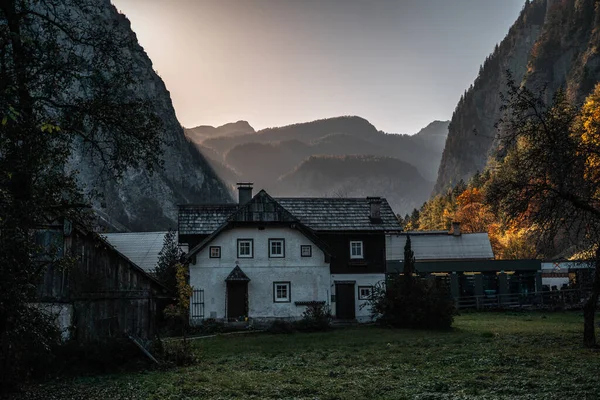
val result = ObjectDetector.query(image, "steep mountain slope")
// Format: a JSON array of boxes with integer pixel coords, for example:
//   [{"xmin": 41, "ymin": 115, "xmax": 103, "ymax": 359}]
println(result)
[
  {"xmin": 275, "ymin": 155, "xmax": 432, "ymax": 215},
  {"xmin": 435, "ymin": 0, "xmax": 600, "ymax": 194},
  {"xmin": 71, "ymin": 2, "xmax": 232, "ymax": 231},
  {"xmin": 434, "ymin": 0, "xmax": 547, "ymax": 193},
  {"xmin": 412, "ymin": 120, "xmax": 454, "ymax": 154}
]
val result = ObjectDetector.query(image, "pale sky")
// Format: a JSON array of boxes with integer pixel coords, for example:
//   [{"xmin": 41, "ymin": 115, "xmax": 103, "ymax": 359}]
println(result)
[{"xmin": 111, "ymin": 0, "xmax": 526, "ymax": 134}]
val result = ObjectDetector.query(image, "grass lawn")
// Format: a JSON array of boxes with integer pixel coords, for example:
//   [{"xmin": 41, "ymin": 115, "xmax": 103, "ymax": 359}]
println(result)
[{"xmin": 13, "ymin": 312, "xmax": 600, "ymax": 400}]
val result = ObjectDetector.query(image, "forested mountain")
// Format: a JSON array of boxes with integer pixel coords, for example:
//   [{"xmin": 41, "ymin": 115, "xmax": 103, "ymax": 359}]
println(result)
[
  {"xmin": 275, "ymin": 155, "xmax": 432, "ymax": 214},
  {"xmin": 71, "ymin": 3, "xmax": 232, "ymax": 231},
  {"xmin": 436, "ymin": 0, "xmax": 600, "ymax": 194},
  {"xmin": 185, "ymin": 117, "xmax": 448, "ymax": 215}
]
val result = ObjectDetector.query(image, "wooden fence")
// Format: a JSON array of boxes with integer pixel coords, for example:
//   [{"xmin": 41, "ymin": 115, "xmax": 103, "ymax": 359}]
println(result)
[{"xmin": 455, "ymin": 289, "xmax": 595, "ymax": 310}]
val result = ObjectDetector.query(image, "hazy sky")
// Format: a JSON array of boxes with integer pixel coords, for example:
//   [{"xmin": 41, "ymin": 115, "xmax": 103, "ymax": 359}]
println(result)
[{"xmin": 112, "ymin": 0, "xmax": 525, "ymax": 134}]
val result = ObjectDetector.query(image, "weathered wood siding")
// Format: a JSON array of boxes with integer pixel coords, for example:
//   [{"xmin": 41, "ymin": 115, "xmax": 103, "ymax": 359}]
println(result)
[
  {"xmin": 320, "ymin": 232, "xmax": 386, "ymax": 274},
  {"xmin": 37, "ymin": 226, "xmax": 169, "ymax": 342}
]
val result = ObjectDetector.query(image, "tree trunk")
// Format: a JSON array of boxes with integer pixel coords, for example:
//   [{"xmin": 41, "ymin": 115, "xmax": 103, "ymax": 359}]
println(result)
[{"xmin": 583, "ymin": 246, "xmax": 600, "ymax": 348}]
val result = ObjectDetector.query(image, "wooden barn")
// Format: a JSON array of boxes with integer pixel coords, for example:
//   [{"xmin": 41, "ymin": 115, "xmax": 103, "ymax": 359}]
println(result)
[{"xmin": 35, "ymin": 218, "xmax": 171, "ymax": 342}]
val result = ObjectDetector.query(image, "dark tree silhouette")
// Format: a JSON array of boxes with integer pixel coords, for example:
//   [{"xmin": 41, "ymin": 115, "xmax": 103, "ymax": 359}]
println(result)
[
  {"xmin": 0, "ymin": 0, "xmax": 165, "ymax": 388},
  {"xmin": 488, "ymin": 72, "xmax": 600, "ymax": 347}
]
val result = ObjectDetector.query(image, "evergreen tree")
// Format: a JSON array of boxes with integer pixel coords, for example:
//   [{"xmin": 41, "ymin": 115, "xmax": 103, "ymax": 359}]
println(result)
[
  {"xmin": 403, "ymin": 235, "xmax": 416, "ymax": 280},
  {"xmin": 154, "ymin": 229, "xmax": 182, "ymax": 293}
]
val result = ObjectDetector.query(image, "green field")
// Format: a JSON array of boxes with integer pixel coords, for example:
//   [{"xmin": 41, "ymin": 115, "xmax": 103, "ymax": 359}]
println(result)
[{"xmin": 14, "ymin": 312, "xmax": 600, "ymax": 399}]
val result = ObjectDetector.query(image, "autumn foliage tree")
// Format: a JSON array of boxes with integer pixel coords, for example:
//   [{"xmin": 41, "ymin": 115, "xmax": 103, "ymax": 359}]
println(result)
[
  {"xmin": 488, "ymin": 75, "xmax": 600, "ymax": 347},
  {"xmin": 454, "ymin": 187, "xmax": 495, "ymax": 233}
]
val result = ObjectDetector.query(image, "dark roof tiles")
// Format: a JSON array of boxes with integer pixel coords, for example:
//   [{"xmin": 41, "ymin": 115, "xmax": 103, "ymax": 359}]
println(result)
[
  {"xmin": 276, "ymin": 197, "xmax": 401, "ymax": 231},
  {"xmin": 178, "ymin": 194, "xmax": 401, "ymax": 234},
  {"xmin": 178, "ymin": 204, "xmax": 237, "ymax": 235}
]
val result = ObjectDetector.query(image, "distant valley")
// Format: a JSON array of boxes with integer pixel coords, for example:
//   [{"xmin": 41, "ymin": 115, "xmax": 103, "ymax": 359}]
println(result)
[{"xmin": 184, "ymin": 117, "xmax": 449, "ymax": 216}]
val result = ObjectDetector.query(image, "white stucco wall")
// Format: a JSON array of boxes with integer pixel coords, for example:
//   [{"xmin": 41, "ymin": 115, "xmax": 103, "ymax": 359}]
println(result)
[
  {"xmin": 189, "ymin": 226, "xmax": 330, "ymax": 321},
  {"xmin": 330, "ymin": 273, "xmax": 385, "ymax": 322}
]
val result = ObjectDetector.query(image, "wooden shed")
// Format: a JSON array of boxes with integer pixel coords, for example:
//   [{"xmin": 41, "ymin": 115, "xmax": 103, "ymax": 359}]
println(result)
[{"xmin": 35, "ymin": 219, "xmax": 172, "ymax": 342}]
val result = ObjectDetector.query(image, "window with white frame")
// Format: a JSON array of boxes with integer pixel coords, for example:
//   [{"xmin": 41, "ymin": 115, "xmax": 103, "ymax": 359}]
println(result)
[
  {"xmin": 358, "ymin": 286, "xmax": 373, "ymax": 300},
  {"xmin": 350, "ymin": 241, "xmax": 364, "ymax": 259},
  {"xmin": 209, "ymin": 246, "xmax": 221, "ymax": 258},
  {"xmin": 273, "ymin": 282, "xmax": 291, "ymax": 302},
  {"xmin": 237, "ymin": 239, "xmax": 253, "ymax": 258},
  {"xmin": 269, "ymin": 239, "xmax": 285, "ymax": 258},
  {"xmin": 301, "ymin": 245, "xmax": 312, "ymax": 257}
]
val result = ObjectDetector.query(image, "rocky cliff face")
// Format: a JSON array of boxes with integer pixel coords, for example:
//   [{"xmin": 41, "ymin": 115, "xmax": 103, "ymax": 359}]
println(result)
[
  {"xmin": 71, "ymin": 2, "xmax": 232, "ymax": 231},
  {"xmin": 434, "ymin": 0, "xmax": 547, "ymax": 193},
  {"xmin": 435, "ymin": 0, "xmax": 600, "ymax": 194}
]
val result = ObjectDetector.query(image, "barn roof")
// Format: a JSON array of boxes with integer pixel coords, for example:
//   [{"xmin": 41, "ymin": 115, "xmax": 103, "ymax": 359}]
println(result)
[
  {"xmin": 386, "ymin": 232, "xmax": 494, "ymax": 261},
  {"xmin": 102, "ymin": 231, "xmax": 169, "ymax": 272}
]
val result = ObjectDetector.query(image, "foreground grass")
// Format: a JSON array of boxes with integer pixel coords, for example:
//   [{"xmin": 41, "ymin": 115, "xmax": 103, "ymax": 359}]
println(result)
[{"xmin": 13, "ymin": 312, "xmax": 600, "ymax": 399}]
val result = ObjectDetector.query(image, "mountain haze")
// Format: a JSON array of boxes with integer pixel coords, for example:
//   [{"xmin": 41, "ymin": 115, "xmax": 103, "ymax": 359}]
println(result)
[
  {"xmin": 275, "ymin": 155, "xmax": 432, "ymax": 214},
  {"xmin": 185, "ymin": 117, "xmax": 448, "ymax": 215}
]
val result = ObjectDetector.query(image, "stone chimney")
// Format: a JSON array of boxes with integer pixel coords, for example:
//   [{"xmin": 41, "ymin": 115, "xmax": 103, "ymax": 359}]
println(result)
[
  {"xmin": 237, "ymin": 182, "xmax": 253, "ymax": 204},
  {"xmin": 367, "ymin": 197, "xmax": 382, "ymax": 221},
  {"xmin": 452, "ymin": 221, "xmax": 461, "ymax": 236}
]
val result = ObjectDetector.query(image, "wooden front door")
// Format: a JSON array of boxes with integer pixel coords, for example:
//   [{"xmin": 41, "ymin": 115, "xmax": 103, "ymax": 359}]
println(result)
[
  {"xmin": 336, "ymin": 283, "xmax": 356, "ymax": 319},
  {"xmin": 227, "ymin": 282, "xmax": 248, "ymax": 320}
]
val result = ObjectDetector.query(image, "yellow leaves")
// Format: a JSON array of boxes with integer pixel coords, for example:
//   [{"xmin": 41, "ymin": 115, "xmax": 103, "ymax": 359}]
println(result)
[
  {"xmin": 165, "ymin": 263, "xmax": 192, "ymax": 320},
  {"xmin": 2, "ymin": 105, "xmax": 20, "ymax": 125},
  {"xmin": 494, "ymin": 225, "xmax": 537, "ymax": 260},
  {"xmin": 577, "ymin": 83, "xmax": 600, "ymax": 183},
  {"xmin": 40, "ymin": 123, "xmax": 61, "ymax": 134}
]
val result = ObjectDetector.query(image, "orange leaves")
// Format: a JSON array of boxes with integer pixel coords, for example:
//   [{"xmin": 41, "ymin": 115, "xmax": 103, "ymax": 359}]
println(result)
[
  {"xmin": 577, "ymin": 83, "xmax": 600, "ymax": 185},
  {"xmin": 454, "ymin": 188, "xmax": 495, "ymax": 234},
  {"xmin": 456, "ymin": 187, "xmax": 484, "ymax": 208}
]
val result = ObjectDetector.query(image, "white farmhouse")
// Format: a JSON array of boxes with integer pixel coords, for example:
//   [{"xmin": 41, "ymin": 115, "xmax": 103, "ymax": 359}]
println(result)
[{"xmin": 178, "ymin": 183, "xmax": 402, "ymax": 323}]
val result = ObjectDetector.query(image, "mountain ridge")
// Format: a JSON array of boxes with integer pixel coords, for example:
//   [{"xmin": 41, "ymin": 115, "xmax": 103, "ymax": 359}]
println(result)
[{"xmin": 185, "ymin": 116, "xmax": 449, "ymax": 215}]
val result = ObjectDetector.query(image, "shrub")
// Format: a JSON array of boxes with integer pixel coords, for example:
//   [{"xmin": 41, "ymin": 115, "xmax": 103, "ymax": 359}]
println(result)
[
  {"xmin": 158, "ymin": 339, "xmax": 197, "ymax": 366},
  {"xmin": 198, "ymin": 318, "xmax": 225, "ymax": 334},
  {"xmin": 368, "ymin": 275, "xmax": 455, "ymax": 330},
  {"xmin": 0, "ymin": 305, "xmax": 62, "ymax": 393},
  {"xmin": 267, "ymin": 319, "xmax": 295, "ymax": 334},
  {"xmin": 55, "ymin": 338, "xmax": 150, "ymax": 375},
  {"xmin": 294, "ymin": 303, "xmax": 332, "ymax": 332}
]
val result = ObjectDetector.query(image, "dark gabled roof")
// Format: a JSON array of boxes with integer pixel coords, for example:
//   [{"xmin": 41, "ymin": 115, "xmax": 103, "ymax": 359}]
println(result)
[
  {"xmin": 178, "ymin": 204, "xmax": 238, "ymax": 235},
  {"xmin": 275, "ymin": 197, "xmax": 401, "ymax": 231},
  {"xmin": 228, "ymin": 190, "xmax": 298, "ymax": 223},
  {"xmin": 225, "ymin": 265, "xmax": 251, "ymax": 281},
  {"xmin": 184, "ymin": 191, "xmax": 332, "ymax": 260}
]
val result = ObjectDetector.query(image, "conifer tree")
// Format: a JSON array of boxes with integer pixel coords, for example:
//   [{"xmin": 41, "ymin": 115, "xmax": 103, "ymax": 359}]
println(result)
[{"xmin": 154, "ymin": 229, "xmax": 182, "ymax": 293}]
